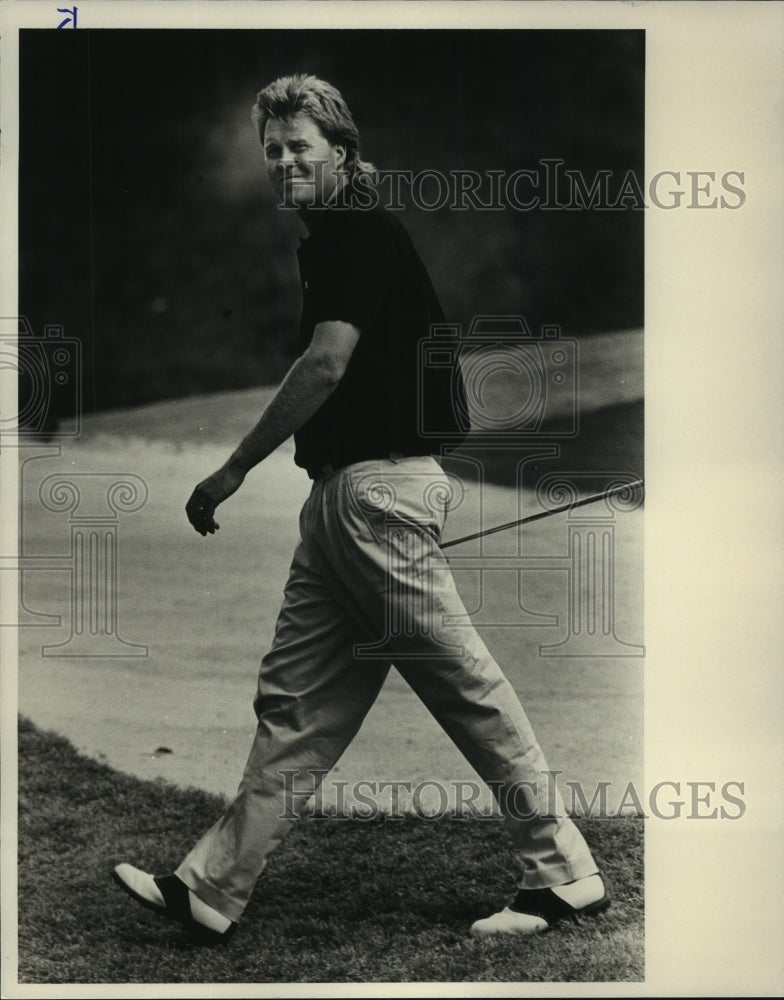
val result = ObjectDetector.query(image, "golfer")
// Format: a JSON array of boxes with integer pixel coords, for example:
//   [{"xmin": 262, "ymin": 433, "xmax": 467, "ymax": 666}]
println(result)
[{"xmin": 113, "ymin": 73, "xmax": 609, "ymax": 943}]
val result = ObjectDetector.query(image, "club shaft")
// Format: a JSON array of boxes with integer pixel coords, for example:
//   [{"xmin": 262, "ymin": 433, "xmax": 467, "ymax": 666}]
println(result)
[{"xmin": 440, "ymin": 478, "xmax": 645, "ymax": 550}]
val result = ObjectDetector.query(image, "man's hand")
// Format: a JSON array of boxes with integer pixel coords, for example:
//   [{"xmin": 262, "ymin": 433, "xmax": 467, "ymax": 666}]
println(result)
[
  {"xmin": 183, "ymin": 325, "xmax": 359, "ymax": 537},
  {"xmin": 185, "ymin": 465, "xmax": 246, "ymax": 536}
]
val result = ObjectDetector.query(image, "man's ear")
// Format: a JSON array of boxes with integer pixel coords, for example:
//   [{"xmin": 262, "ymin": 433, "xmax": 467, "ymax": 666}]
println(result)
[{"xmin": 333, "ymin": 143, "xmax": 347, "ymax": 169}]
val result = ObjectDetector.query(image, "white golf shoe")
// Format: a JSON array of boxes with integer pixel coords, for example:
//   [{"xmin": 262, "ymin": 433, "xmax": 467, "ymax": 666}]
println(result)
[
  {"xmin": 470, "ymin": 873, "xmax": 610, "ymax": 937},
  {"xmin": 112, "ymin": 863, "xmax": 235, "ymax": 943}
]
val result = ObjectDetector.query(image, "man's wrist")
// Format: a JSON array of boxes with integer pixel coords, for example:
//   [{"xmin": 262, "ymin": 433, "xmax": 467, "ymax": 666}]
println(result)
[{"xmin": 225, "ymin": 450, "xmax": 255, "ymax": 476}]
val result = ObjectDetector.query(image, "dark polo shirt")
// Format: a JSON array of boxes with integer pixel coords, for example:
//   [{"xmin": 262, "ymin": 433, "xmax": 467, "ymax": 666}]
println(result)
[{"xmin": 293, "ymin": 191, "xmax": 465, "ymax": 473}]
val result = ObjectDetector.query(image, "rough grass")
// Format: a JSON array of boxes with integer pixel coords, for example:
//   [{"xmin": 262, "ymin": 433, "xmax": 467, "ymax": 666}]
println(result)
[{"xmin": 16, "ymin": 717, "xmax": 643, "ymax": 985}]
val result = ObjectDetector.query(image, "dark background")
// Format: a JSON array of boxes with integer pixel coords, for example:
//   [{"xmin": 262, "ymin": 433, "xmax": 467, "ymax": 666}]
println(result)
[{"xmin": 19, "ymin": 29, "xmax": 644, "ymax": 425}]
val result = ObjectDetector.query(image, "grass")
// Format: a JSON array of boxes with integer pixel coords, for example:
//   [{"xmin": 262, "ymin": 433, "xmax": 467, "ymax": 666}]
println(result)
[{"xmin": 17, "ymin": 716, "xmax": 643, "ymax": 985}]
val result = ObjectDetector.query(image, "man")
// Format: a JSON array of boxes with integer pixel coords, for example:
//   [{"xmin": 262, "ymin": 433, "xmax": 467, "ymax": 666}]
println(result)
[{"xmin": 113, "ymin": 73, "xmax": 609, "ymax": 943}]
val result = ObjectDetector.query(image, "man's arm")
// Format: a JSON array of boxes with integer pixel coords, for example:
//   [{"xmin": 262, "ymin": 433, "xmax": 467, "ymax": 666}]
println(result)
[{"xmin": 185, "ymin": 320, "xmax": 360, "ymax": 536}]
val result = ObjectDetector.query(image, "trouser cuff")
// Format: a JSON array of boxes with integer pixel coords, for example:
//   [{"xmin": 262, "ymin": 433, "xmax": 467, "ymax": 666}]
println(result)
[
  {"xmin": 518, "ymin": 854, "xmax": 600, "ymax": 891},
  {"xmin": 174, "ymin": 865, "xmax": 247, "ymax": 924}
]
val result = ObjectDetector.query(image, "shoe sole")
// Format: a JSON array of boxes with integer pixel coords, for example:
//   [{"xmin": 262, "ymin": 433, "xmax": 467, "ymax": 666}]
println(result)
[{"xmin": 563, "ymin": 893, "xmax": 612, "ymax": 925}]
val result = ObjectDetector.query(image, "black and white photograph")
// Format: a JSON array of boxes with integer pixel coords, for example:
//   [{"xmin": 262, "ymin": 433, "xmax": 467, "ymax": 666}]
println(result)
[{"xmin": 1, "ymin": 2, "xmax": 782, "ymax": 996}]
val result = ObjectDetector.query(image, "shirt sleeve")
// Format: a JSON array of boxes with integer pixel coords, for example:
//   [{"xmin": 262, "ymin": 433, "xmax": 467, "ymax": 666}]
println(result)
[{"xmin": 305, "ymin": 213, "xmax": 395, "ymax": 336}]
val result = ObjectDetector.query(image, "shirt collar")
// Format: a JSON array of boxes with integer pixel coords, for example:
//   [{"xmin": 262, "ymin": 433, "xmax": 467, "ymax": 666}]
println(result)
[{"xmin": 298, "ymin": 173, "xmax": 355, "ymax": 239}]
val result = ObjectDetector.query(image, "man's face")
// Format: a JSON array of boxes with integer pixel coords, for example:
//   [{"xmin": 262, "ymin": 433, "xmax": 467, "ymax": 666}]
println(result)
[{"xmin": 263, "ymin": 113, "xmax": 346, "ymax": 209}]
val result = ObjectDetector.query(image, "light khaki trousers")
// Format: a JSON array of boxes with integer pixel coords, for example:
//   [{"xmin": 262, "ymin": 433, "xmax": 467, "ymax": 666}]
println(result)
[{"xmin": 176, "ymin": 456, "xmax": 598, "ymax": 921}]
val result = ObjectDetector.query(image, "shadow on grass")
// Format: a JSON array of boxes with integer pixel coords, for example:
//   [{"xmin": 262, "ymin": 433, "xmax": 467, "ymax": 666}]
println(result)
[{"xmin": 17, "ymin": 716, "xmax": 643, "ymax": 984}]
